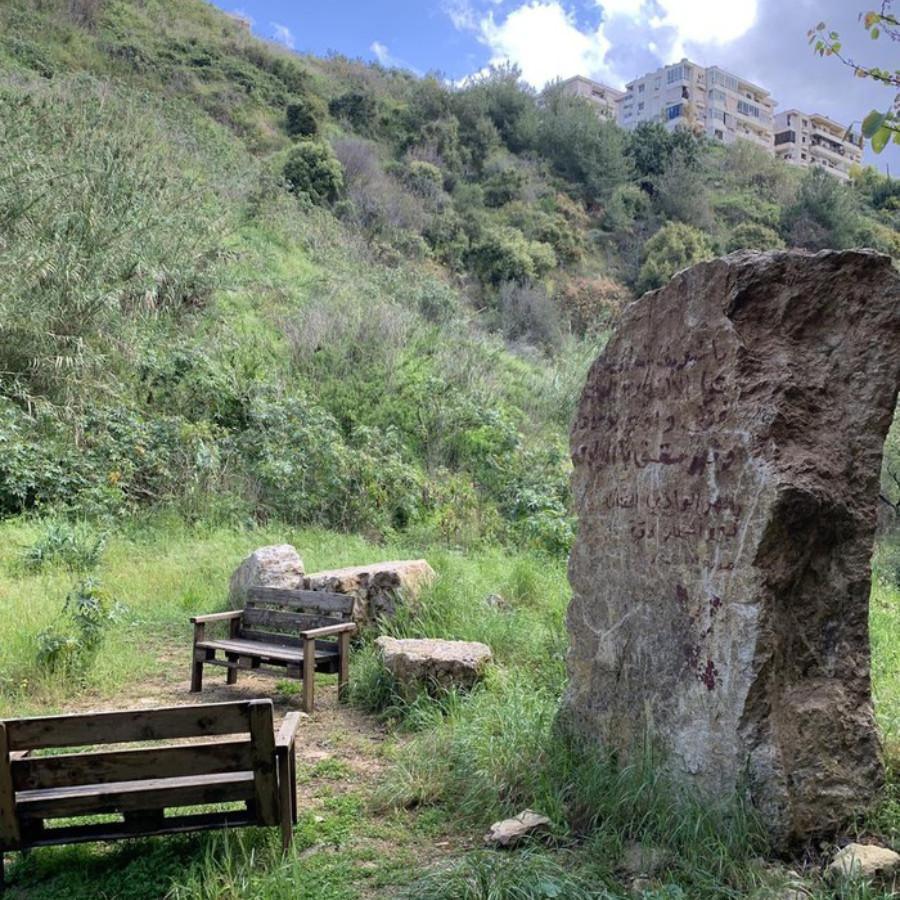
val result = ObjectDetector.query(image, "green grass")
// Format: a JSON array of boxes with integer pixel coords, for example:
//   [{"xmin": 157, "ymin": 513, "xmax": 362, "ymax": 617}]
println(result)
[{"xmin": 1, "ymin": 516, "xmax": 900, "ymax": 898}]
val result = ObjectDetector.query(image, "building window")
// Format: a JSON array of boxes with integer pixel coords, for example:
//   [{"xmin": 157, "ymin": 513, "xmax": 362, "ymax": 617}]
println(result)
[
  {"xmin": 801, "ymin": 152, "xmax": 807, "ymax": 160},
  {"xmin": 667, "ymin": 65, "xmax": 683, "ymax": 83},
  {"xmin": 667, "ymin": 104, "xmax": 682, "ymax": 120},
  {"xmin": 638, "ymin": 83, "xmax": 645, "ymax": 93},
  {"xmin": 637, "ymin": 101, "xmax": 644, "ymax": 112},
  {"xmin": 737, "ymin": 100, "xmax": 759, "ymax": 118},
  {"xmin": 654, "ymin": 78, "xmax": 661, "ymax": 89}
]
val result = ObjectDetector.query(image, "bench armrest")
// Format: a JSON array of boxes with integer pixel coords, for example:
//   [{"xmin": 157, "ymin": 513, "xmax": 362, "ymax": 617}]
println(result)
[
  {"xmin": 190, "ymin": 610, "xmax": 243, "ymax": 624},
  {"xmin": 276, "ymin": 712, "xmax": 303, "ymax": 750},
  {"xmin": 299, "ymin": 622, "xmax": 357, "ymax": 639}
]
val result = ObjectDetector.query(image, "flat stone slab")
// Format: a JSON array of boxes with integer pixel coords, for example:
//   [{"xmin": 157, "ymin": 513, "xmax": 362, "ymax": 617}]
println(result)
[
  {"xmin": 375, "ymin": 637, "xmax": 492, "ymax": 690},
  {"xmin": 827, "ymin": 843, "xmax": 900, "ymax": 880},
  {"xmin": 483, "ymin": 809, "xmax": 551, "ymax": 848},
  {"xmin": 564, "ymin": 249, "xmax": 900, "ymax": 847},
  {"xmin": 228, "ymin": 544, "xmax": 304, "ymax": 605},
  {"xmin": 304, "ymin": 560, "xmax": 435, "ymax": 625}
]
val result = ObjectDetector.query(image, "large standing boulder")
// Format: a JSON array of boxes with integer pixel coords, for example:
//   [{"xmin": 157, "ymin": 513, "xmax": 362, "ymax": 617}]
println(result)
[
  {"xmin": 304, "ymin": 560, "xmax": 435, "ymax": 626},
  {"xmin": 228, "ymin": 544, "xmax": 304, "ymax": 606},
  {"xmin": 564, "ymin": 250, "xmax": 900, "ymax": 847}
]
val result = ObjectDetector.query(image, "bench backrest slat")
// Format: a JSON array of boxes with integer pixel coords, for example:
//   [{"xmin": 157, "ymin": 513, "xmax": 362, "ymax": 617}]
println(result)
[
  {"xmin": 245, "ymin": 587, "xmax": 353, "ymax": 619},
  {"xmin": 241, "ymin": 608, "xmax": 340, "ymax": 631},
  {"xmin": 4, "ymin": 701, "xmax": 257, "ymax": 752},
  {"xmin": 11, "ymin": 738, "xmax": 254, "ymax": 791}
]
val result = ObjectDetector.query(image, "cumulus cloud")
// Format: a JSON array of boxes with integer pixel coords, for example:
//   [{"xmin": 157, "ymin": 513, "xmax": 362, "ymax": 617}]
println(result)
[
  {"xmin": 270, "ymin": 21, "xmax": 295, "ymax": 50},
  {"xmin": 453, "ymin": 0, "xmax": 759, "ymax": 90}
]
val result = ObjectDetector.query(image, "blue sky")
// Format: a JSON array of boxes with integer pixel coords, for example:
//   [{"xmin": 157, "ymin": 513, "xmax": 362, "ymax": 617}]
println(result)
[{"xmin": 217, "ymin": 0, "xmax": 900, "ymax": 171}]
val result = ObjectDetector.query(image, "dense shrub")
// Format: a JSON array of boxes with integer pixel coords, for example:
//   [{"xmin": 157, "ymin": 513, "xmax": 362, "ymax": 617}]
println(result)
[
  {"xmin": 497, "ymin": 282, "xmax": 566, "ymax": 352},
  {"xmin": 559, "ymin": 275, "xmax": 631, "ymax": 334},
  {"xmin": 726, "ymin": 222, "xmax": 786, "ymax": 252},
  {"xmin": 781, "ymin": 168, "xmax": 861, "ymax": 250},
  {"xmin": 467, "ymin": 227, "xmax": 556, "ymax": 286},
  {"xmin": 328, "ymin": 91, "xmax": 377, "ymax": 133},
  {"xmin": 636, "ymin": 222, "xmax": 714, "ymax": 294},
  {"xmin": 283, "ymin": 140, "xmax": 344, "ymax": 204},
  {"xmin": 285, "ymin": 97, "xmax": 319, "ymax": 137}
]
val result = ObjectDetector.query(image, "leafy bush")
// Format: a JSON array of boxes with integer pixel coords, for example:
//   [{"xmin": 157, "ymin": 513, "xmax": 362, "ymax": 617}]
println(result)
[
  {"xmin": 468, "ymin": 227, "xmax": 556, "ymax": 286},
  {"xmin": 636, "ymin": 223, "xmax": 714, "ymax": 294},
  {"xmin": 283, "ymin": 140, "xmax": 344, "ymax": 204},
  {"xmin": 36, "ymin": 578, "xmax": 125, "ymax": 679},
  {"xmin": 781, "ymin": 167, "xmax": 861, "ymax": 250},
  {"xmin": 285, "ymin": 97, "xmax": 320, "ymax": 137},
  {"xmin": 21, "ymin": 521, "xmax": 107, "ymax": 573},
  {"xmin": 559, "ymin": 275, "xmax": 630, "ymax": 335},
  {"xmin": 604, "ymin": 183, "xmax": 652, "ymax": 231},
  {"xmin": 328, "ymin": 91, "xmax": 377, "ymax": 133},
  {"xmin": 726, "ymin": 222, "xmax": 786, "ymax": 252}
]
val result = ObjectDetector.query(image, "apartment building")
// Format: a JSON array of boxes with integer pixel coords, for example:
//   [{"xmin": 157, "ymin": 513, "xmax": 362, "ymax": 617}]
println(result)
[
  {"xmin": 774, "ymin": 109, "xmax": 863, "ymax": 181},
  {"xmin": 557, "ymin": 75, "xmax": 625, "ymax": 120},
  {"xmin": 618, "ymin": 59, "xmax": 776, "ymax": 153}
]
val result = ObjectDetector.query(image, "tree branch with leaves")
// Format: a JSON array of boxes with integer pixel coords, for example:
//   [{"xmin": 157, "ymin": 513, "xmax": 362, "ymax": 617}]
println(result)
[{"xmin": 809, "ymin": 2, "xmax": 900, "ymax": 152}]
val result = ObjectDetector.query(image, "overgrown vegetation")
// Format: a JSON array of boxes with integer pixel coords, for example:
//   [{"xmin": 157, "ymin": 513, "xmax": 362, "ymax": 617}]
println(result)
[
  {"xmin": 0, "ymin": 0, "xmax": 898, "ymax": 555},
  {"xmin": 0, "ymin": 1, "xmax": 899, "ymax": 897}
]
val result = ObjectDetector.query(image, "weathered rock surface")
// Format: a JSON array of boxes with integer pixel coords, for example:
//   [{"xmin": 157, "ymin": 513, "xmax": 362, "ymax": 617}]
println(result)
[
  {"xmin": 483, "ymin": 809, "xmax": 551, "ymax": 848},
  {"xmin": 826, "ymin": 843, "xmax": 900, "ymax": 880},
  {"xmin": 228, "ymin": 544, "xmax": 304, "ymax": 605},
  {"xmin": 375, "ymin": 637, "xmax": 492, "ymax": 690},
  {"xmin": 304, "ymin": 559, "xmax": 435, "ymax": 626},
  {"xmin": 564, "ymin": 250, "xmax": 900, "ymax": 847}
]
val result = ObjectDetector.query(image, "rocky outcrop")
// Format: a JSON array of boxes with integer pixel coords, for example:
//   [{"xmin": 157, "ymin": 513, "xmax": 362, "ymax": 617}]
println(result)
[
  {"xmin": 228, "ymin": 544, "xmax": 304, "ymax": 605},
  {"xmin": 375, "ymin": 637, "xmax": 492, "ymax": 691},
  {"xmin": 304, "ymin": 560, "xmax": 435, "ymax": 626},
  {"xmin": 564, "ymin": 250, "xmax": 900, "ymax": 847}
]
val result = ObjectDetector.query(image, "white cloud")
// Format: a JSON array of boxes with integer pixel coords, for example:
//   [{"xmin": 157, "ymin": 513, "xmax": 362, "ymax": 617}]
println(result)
[
  {"xmin": 451, "ymin": 0, "xmax": 759, "ymax": 90},
  {"xmin": 479, "ymin": 2, "xmax": 614, "ymax": 88},
  {"xmin": 270, "ymin": 21, "xmax": 295, "ymax": 50}
]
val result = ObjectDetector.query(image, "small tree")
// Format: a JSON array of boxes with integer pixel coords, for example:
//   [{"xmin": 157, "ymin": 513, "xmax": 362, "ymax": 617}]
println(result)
[
  {"xmin": 283, "ymin": 141, "xmax": 344, "ymax": 205},
  {"xmin": 726, "ymin": 222, "xmax": 786, "ymax": 252},
  {"xmin": 636, "ymin": 223, "xmax": 714, "ymax": 294}
]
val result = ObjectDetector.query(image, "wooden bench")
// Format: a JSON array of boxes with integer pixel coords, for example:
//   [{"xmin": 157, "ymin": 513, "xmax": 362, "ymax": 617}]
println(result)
[
  {"xmin": 190, "ymin": 586, "xmax": 356, "ymax": 712},
  {"xmin": 0, "ymin": 699, "xmax": 301, "ymax": 889}
]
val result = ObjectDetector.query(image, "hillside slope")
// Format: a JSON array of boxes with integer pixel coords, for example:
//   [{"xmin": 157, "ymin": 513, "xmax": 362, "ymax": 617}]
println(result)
[{"xmin": 0, "ymin": 0, "xmax": 898, "ymax": 552}]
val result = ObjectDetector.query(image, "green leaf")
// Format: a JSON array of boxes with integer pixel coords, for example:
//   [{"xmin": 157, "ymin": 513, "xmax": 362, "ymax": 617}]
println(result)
[
  {"xmin": 862, "ymin": 109, "xmax": 886, "ymax": 137},
  {"xmin": 872, "ymin": 124, "xmax": 892, "ymax": 153},
  {"xmin": 872, "ymin": 27, "xmax": 880, "ymax": 38}
]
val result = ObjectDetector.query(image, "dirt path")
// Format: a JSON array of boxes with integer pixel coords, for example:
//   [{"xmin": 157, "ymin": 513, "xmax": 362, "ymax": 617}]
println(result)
[{"xmin": 61, "ymin": 636, "xmax": 469, "ymax": 897}]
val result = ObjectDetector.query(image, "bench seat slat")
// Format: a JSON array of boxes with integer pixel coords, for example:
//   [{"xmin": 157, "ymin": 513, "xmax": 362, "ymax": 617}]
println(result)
[
  {"xmin": 16, "ymin": 771, "xmax": 255, "ymax": 818},
  {"xmin": 197, "ymin": 638, "xmax": 339, "ymax": 663}
]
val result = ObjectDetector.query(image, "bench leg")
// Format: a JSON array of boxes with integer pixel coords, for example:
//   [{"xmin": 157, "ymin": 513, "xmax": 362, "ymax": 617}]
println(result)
[
  {"xmin": 302, "ymin": 638, "xmax": 315, "ymax": 713},
  {"xmin": 338, "ymin": 631, "xmax": 350, "ymax": 703},
  {"xmin": 1, "ymin": 850, "xmax": 5, "ymax": 893},
  {"xmin": 277, "ymin": 750, "xmax": 294, "ymax": 851},
  {"xmin": 190, "ymin": 655, "xmax": 204, "ymax": 693},
  {"xmin": 226, "ymin": 653, "xmax": 238, "ymax": 686}
]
